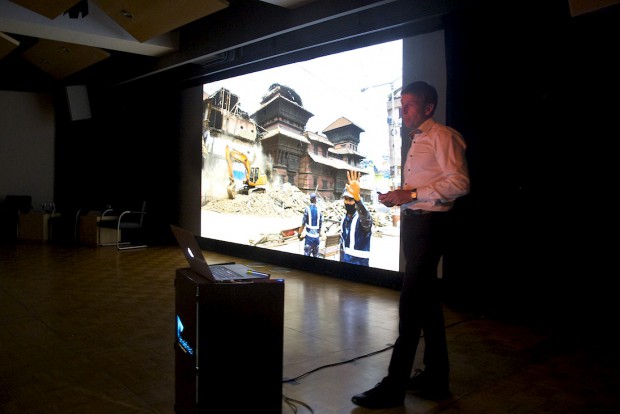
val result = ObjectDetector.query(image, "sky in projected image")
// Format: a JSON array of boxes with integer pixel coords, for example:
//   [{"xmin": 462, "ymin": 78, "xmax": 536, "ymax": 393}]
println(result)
[{"xmin": 203, "ymin": 39, "xmax": 403, "ymax": 165}]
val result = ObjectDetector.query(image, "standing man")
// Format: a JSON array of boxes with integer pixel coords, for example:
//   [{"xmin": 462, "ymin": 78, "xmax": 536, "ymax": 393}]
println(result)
[
  {"xmin": 340, "ymin": 170, "xmax": 372, "ymax": 267},
  {"xmin": 298, "ymin": 192, "xmax": 322, "ymax": 257},
  {"xmin": 351, "ymin": 81, "xmax": 470, "ymax": 409}
]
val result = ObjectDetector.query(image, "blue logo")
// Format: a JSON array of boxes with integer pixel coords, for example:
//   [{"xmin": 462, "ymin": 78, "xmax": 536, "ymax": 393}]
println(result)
[{"xmin": 176, "ymin": 315, "xmax": 194, "ymax": 355}]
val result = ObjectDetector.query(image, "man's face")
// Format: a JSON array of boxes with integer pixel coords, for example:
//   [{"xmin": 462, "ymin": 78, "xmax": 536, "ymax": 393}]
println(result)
[
  {"xmin": 343, "ymin": 196, "xmax": 356, "ymax": 215},
  {"xmin": 401, "ymin": 93, "xmax": 433, "ymax": 129}
]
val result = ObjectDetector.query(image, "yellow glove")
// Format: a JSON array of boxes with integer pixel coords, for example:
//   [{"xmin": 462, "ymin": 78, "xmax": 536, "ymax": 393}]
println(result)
[{"xmin": 346, "ymin": 170, "xmax": 361, "ymax": 201}]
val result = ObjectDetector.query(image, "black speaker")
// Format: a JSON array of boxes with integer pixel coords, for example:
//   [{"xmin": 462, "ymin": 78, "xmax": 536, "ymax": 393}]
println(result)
[{"xmin": 65, "ymin": 85, "xmax": 91, "ymax": 121}]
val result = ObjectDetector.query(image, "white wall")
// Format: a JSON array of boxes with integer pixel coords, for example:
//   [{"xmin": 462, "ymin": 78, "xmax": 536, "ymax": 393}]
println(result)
[
  {"xmin": 0, "ymin": 90, "xmax": 55, "ymax": 208},
  {"xmin": 403, "ymin": 30, "xmax": 447, "ymax": 124},
  {"xmin": 399, "ymin": 30, "xmax": 447, "ymax": 273}
]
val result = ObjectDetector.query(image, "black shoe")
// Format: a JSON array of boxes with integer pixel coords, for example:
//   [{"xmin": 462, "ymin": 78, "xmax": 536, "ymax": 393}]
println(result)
[
  {"xmin": 351, "ymin": 380, "xmax": 405, "ymax": 409},
  {"xmin": 407, "ymin": 369, "xmax": 450, "ymax": 400}
]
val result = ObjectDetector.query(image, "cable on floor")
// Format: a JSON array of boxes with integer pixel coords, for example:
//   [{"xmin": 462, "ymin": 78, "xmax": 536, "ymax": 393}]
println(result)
[
  {"xmin": 283, "ymin": 394, "xmax": 315, "ymax": 413},
  {"xmin": 280, "ymin": 315, "xmax": 480, "ymax": 412},
  {"xmin": 280, "ymin": 344, "xmax": 394, "ymax": 413},
  {"xmin": 283, "ymin": 343, "xmax": 394, "ymax": 384}
]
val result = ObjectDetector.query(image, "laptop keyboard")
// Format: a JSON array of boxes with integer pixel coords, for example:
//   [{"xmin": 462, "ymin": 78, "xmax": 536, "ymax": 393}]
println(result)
[{"xmin": 210, "ymin": 265, "xmax": 242, "ymax": 280}]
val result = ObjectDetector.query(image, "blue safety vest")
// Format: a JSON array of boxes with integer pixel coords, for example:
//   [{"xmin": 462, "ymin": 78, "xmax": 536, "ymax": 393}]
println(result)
[
  {"xmin": 304, "ymin": 204, "xmax": 321, "ymax": 240},
  {"xmin": 341, "ymin": 213, "xmax": 371, "ymax": 259}
]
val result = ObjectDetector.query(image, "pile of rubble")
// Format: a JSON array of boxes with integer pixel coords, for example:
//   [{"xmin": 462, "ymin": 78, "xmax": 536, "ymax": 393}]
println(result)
[
  {"xmin": 203, "ymin": 182, "xmax": 394, "ymax": 230},
  {"xmin": 203, "ymin": 183, "xmax": 307, "ymax": 218}
]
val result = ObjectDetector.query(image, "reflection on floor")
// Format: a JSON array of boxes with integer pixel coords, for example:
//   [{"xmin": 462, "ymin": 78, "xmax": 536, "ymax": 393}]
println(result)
[{"xmin": 1, "ymin": 243, "xmax": 619, "ymax": 413}]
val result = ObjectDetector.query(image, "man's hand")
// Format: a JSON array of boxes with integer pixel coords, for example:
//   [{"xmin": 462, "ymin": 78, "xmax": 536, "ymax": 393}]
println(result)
[
  {"xmin": 346, "ymin": 170, "xmax": 361, "ymax": 201},
  {"xmin": 378, "ymin": 189, "xmax": 415, "ymax": 207}
]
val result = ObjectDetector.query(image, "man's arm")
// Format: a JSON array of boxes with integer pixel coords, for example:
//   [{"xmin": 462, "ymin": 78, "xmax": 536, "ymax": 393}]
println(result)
[
  {"xmin": 299, "ymin": 207, "xmax": 308, "ymax": 238},
  {"xmin": 346, "ymin": 170, "xmax": 372, "ymax": 233},
  {"xmin": 355, "ymin": 200, "xmax": 372, "ymax": 233}
]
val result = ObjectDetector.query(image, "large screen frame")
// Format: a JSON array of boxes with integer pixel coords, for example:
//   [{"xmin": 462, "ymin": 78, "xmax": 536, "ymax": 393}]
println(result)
[
  {"xmin": 187, "ymin": 21, "xmax": 448, "ymax": 288},
  {"xmin": 199, "ymin": 39, "xmax": 404, "ymax": 278}
]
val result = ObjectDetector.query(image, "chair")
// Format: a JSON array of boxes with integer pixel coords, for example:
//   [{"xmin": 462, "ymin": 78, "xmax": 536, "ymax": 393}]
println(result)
[
  {"xmin": 97, "ymin": 201, "xmax": 148, "ymax": 250},
  {"xmin": 48, "ymin": 205, "xmax": 88, "ymax": 244}
]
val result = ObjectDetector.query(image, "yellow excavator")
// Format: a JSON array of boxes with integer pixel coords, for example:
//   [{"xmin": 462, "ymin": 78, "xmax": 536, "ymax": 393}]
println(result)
[{"xmin": 225, "ymin": 145, "xmax": 268, "ymax": 199}]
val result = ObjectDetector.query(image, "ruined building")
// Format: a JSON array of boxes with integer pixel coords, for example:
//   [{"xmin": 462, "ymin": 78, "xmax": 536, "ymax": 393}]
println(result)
[{"xmin": 252, "ymin": 83, "xmax": 368, "ymax": 201}]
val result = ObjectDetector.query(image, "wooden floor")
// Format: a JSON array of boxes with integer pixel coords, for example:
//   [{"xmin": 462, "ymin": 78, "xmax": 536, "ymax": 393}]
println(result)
[{"xmin": 1, "ymin": 242, "xmax": 619, "ymax": 414}]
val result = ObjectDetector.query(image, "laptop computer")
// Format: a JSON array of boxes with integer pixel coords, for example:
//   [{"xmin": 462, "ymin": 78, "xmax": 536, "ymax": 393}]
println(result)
[{"xmin": 170, "ymin": 225, "xmax": 270, "ymax": 283}]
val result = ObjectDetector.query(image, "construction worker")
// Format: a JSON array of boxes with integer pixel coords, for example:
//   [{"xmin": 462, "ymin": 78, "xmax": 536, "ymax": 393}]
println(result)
[
  {"xmin": 299, "ymin": 192, "xmax": 323, "ymax": 257},
  {"xmin": 340, "ymin": 170, "xmax": 372, "ymax": 266}
]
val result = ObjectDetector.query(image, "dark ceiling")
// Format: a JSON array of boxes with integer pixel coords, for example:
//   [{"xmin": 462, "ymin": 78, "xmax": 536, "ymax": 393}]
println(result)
[
  {"xmin": 6, "ymin": 0, "xmax": 456, "ymax": 90},
  {"xmin": 1, "ymin": 0, "xmax": 617, "ymax": 91}
]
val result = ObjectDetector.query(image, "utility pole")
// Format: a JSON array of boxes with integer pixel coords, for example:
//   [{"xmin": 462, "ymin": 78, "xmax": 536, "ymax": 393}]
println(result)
[{"xmin": 361, "ymin": 78, "xmax": 402, "ymax": 191}]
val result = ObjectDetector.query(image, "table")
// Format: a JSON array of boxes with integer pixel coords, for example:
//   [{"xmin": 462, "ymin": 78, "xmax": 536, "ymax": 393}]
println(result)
[
  {"xmin": 78, "ymin": 213, "xmax": 119, "ymax": 245},
  {"xmin": 18, "ymin": 211, "xmax": 59, "ymax": 241}
]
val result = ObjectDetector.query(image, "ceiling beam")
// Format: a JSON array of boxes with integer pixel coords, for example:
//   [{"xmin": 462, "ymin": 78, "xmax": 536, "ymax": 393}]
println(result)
[
  {"xmin": 0, "ymin": 31, "xmax": 20, "ymax": 59},
  {"xmin": 91, "ymin": 0, "xmax": 229, "ymax": 43},
  {"xmin": 0, "ymin": 1, "xmax": 179, "ymax": 56}
]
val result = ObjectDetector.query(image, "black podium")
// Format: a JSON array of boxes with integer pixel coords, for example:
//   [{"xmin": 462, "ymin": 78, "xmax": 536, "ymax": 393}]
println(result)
[{"xmin": 174, "ymin": 268, "xmax": 284, "ymax": 414}]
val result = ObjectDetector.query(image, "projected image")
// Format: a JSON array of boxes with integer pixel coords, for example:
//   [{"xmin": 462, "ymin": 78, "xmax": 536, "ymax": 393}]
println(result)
[{"xmin": 201, "ymin": 40, "xmax": 403, "ymax": 272}]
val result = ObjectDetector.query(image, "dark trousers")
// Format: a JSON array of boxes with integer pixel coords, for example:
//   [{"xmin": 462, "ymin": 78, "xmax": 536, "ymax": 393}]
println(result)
[
  {"xmin": 386, "ymin": 211, "xmax": 449, "ymax": 389},
  {"xmin": 304, "ymin": 237, "xmax": 320, "ymax": 257}
]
